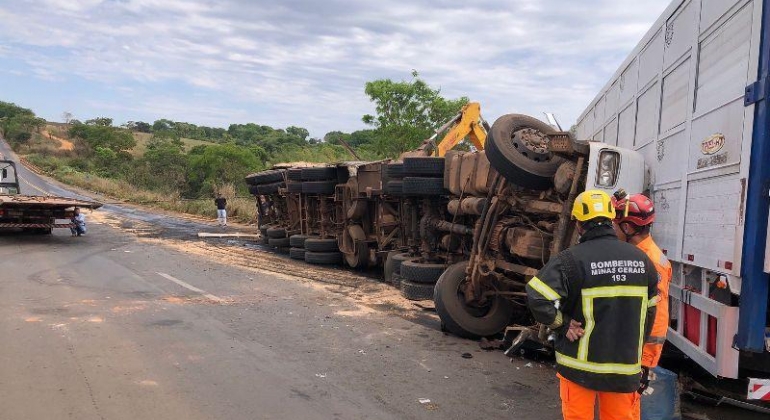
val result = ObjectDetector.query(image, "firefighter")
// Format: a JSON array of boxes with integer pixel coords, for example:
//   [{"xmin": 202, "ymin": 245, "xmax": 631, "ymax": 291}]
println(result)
[
  {"xmin": 526, "ymin": 190, "xmax": 658, "ymax": 420},
  {"xmin": 612, "ymin": 190, "xmax": 672, "ymax": 420}
]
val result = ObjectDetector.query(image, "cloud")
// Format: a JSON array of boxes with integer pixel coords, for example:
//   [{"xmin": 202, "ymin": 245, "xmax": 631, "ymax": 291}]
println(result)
[{"xmin": 0, "ymin": 0, "xmax": 671, "ymax": 136}]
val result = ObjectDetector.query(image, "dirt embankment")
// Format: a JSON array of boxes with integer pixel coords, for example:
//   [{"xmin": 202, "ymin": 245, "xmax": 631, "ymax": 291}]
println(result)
[{"xmin": 42, "ymin": 130, "xmax": 74, "ymax": 151}]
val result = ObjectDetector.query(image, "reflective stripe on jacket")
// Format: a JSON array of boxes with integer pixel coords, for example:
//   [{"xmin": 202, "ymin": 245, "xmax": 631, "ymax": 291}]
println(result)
[
  {"xmin": 637, "ymin": 236, "xmax": 672, "ymax": 368},
  {"xmin": 526, "ymin": 225, "xmax": 658, "ymax": 393}
]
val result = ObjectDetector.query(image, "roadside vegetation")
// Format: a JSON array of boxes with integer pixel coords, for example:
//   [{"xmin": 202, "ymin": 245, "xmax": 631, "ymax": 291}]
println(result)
[{"xmin": 1, "ymin": 72, "xmax": 468, "ymax": 223}]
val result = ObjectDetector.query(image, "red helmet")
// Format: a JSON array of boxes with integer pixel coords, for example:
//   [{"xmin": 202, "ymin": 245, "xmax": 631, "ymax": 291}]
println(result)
[{"xmin": 611, "ymin": 190, "xmax": 655, "ymax": 226}]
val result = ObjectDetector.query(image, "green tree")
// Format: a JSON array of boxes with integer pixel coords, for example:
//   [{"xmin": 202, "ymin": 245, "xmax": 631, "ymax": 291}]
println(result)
[
  {"xmin": 185, "ymin": 144, "xmax": 264, "ymax": 196},
  {"xmin": 85, "ymin": 117, "xmax": 113, "ymax": 127},
  {"xmin": 136, "ymin": 138, "xmax": 188, "ymax": 192},
  {"xmin": 362, "ymin": 71, "xmax": 468, "ymax": 156}
]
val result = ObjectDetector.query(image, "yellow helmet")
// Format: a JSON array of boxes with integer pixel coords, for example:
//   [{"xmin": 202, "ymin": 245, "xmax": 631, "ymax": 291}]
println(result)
[{"xmin": 571, "ymin": 190, "xmax": 616, "ymax": 222}]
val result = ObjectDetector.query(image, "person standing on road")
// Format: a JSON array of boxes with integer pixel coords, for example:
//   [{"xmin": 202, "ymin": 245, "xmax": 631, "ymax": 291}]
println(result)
[
  {"xmin": 214, "ymin": 193, "xmax": 227, "ymax": 227},
  {"xmin": 612, "ymin": 190, "xmax": 672, "ymax": 420},
  {"xmin": 70, "ymin": 207, "xmax": 86, "ymax": 237},
  {"xmin": 525, "ymin": 190, "xmax": 659, "ymax": 420}
]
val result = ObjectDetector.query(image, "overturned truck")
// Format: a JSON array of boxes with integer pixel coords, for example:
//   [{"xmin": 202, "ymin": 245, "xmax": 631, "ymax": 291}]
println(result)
[{"xmin": 245, "ymin": 113, "xmax": 645, "ymax": 336}]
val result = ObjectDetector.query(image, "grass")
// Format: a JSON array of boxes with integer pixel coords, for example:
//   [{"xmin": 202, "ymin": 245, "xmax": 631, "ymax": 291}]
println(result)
[{"xmin": 24, "ymin": 153, "xmax": 257, "ymax": 224}]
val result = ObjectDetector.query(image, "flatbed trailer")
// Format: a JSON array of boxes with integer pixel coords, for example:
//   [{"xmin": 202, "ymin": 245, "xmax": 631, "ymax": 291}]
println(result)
[{"xmin": 0, "ymin": 160, "xmax": 101, "ymax": 233}]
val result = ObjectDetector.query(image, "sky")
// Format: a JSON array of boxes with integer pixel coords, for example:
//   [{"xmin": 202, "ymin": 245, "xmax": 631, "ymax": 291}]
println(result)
[{"xmin": 0, "ymin": 0, "xmax": 672, "ymax": 138}]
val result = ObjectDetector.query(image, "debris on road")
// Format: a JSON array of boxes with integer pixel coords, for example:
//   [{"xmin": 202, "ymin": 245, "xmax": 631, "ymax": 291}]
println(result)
[
  {"xmin": 479, "ymin": 337, "xmax": 506, "ymax": 350},
  {"xmin": 461, "ymin": 352, "xmax": 473, "ymax": 359}
]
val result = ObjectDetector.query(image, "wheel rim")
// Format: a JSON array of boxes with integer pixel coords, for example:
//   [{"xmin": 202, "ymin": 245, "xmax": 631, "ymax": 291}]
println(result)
[
  {"xmin": 456, "ymin": 280, "xmax": 494, "ymax": 318},
  {"xmin": 511, "ymin": 127, "xmax": 553, "ymax": 163}
]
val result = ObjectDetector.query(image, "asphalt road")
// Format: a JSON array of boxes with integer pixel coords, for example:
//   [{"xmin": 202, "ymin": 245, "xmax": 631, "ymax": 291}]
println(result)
[{"xmin": 0, "ymin": 141, "xmax": 561, "ymax": 419}]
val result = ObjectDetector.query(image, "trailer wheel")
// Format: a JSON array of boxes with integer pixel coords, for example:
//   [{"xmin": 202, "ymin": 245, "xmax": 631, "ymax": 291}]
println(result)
[
  {"xmin": 301, "ymin": 167, "xmax": 338, "ymax": 181},
  {"xmin": 289, "ymin": 247, "xmax": 306, "ymax": 260},
  {"xmin": 287, "ymin": 182, "xmax": 303, "ymax": 193},
  {"xmin": 402, "ymin": 177, "xmax": 446, "ymax": 196},
  {"xmin": 289, "ymin": 234, "xmax": 311, "ymax": 248},
  {"xmin": 301, "ymin": 181, "xmax": 337, "ymax": 195},
  {"xmin": 304, "ymin": 238, "xmax": 340, "ymax": 252},
  {"xmin": 245, "ymin": 169, "xmax": 285, "ymax": 186},
  {"xmin": 305, "ymin": 251, "xmax": 343, "ymax": 265},
  {"xmin": 384, "ymin": 180, "xmax": 403, "ymax": 196},
  {"xmin": 434, "ymin": 261, "xmax": 514, "ymax": 338},
  {"xmin": 268, "ymin": 237, "xmax": 291, "ymax": 248},
  {"xmin": 400, "ymin": 259, "xmax": 447, "ymax": 284},
  {"xmin": 384, "ymin": 252, "xmax": 412, "ymax": 284},
  {"xmin": 401, "ymin": 279, "xmax": 435, "ymax": 301},
  {"xmin": 256, "ymin": 182, "xmax": 284, "ymax": 195},
  {"xmin": 287, "ymin": 168, "xmax": 303, "ymax": 181},
  {"xmin": 385, "ymin": 163, "xmax": 404, "ymax": 179},
  {"xmin": 266, "ymin": 227, "xmax": 287, "ymax": 239},
  {"xmin": 486, "ymin": 114, "xmax": 564, "ymax": 190},
  {"xmin": 403, "ymin": 157, "xmax": 445, "ymax": 176}
]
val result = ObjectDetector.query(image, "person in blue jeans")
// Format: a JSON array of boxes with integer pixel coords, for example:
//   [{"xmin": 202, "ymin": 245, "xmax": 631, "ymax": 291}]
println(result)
[{"xmin": 70, "ymin": 207, "xmax": 86, "ymax": 237}]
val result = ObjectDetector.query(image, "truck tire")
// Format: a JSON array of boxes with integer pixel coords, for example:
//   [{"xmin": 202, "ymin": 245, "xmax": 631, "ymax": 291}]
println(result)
[
  {"xmin": 486, "ymin": 114, "xmax": 564, "ymax": 190},
  {"xmin": 287, "ymin": 168, "xmax": 303, "ymax": 181},
  {"xmin": 305, "ymin": 251, "xmax": 343, "ymax": 265},
  {"xmin": 289, "ymin": 247, "xmax": 306, "ymax": 260},
  {"xmin": 384, "ymin": 180, "xmax": 403, "ymax": 196},
  {"xmin": 301, "ymin": 167, "xmax": 337, "ymax": 181},
  {"xmin": 302, "ymin": 181, "xmax": 337, "ymax": 195},
  {"xmin": 304, "ymin": 238, "xmax": 339, "ymax": 252},
  {"xmin": 289, "ymin": 234, "xmax": 311, "ymax": 248},
  {"xmin": 391, "ymin": 273, "xmax": 404, "ymax": 289},
  {"xmin": 401, "ymin": 279, "xmax": 435, "ymax": 301},
  {"xmin": 287, "ymin": 182, "xmax": 303, "ymax": 193},
  {"xmin": 403, "ymin": 177, "xmax": 446, "ymax": 196},
  {"xmin": 245, "ymin": 169, "xmax": 284, "ymax": 186},
  {"xmin": 266, "ymin": 227, "xmax": 287, "ymax": 239},
  {"xmin": 434, "ymin": 261, "xmax": 514, "ymax": 338},
  {"xmin": 256, "ymin": 182, "xmax": 284, "ymax": 195},
  {"xmin": 259, "ymin": 226, "xmax": 270, "ymax": 244},
  {"xmin": 248, "ymin": 185, "xmax": 260, "ymax": 195},
  {"xmin": 268, "ymin": 237, "xmax": 291, "ymax": 248},
  {"xmin": 403, "ymin": 157, "xmax": 445, "ymax": 177},
  {"xmin": 400, "ymin": 259, "xmax": 448, "ymax": 284},
  {"xmin": 386, "ymin": 163, "xmax": 404, "ymax": 179}
]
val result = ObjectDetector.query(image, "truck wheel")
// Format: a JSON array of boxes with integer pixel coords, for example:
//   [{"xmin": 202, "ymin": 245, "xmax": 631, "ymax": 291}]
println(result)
[
  {"xmin": 401, "ymin": 279, "xmax": 435, "ymax": 301},
  {"xmin": 301, "ymin": 167, "xmax": 337, "ymax": 181},
  {"xmin": 434, "ymin": 261, "xmax": 514, "ymax": 338},
  {"xmin": 248, "ymin": 185, "xmax": 260, "ymax": 195},
  {"xmin": 400, "ymin": 259, "xmax": 447, "ymax": 284},
  {"xmin": 384, "ymin": 180, "xmax": 403, "ymax": 196},
  {"xmin": 402, "ymin": 177, "xmax": 446, "ymax": 196},
  {"xmin": 305, "ymin": 251, "xmax": 343, "ymax": 265},
  {"xmin": 266, "ymin": 227, "xmax": 287, "ymax": 238},
  {"xmin": 289, "ymin": 247, "xmax": 306, "ymax": 260},
  {"xmin": 287, "ymin": 182, "xmax": 303, "ymax": 193},
  {"xmin": 302, "ymin": 181, "xmax": 337, "ymax": 195},
  {"xmin": 385, "ymin": 252, "xmax": 412, "ymax": 283},
  {"xmin": 403, "ymin": 157, "xmax": 445, "ymax": 176},
  {"xmin": 289, "ymin": 234, "xmax": 311, "ymax": 248},
  {"xmin": 287, "ymin": 168, "xmax": 303, "ymax": 181},
  {"xmin": 268, "ymin": 237, "xmax": 291, "ymax": 248},
  {"xmin": 304, "ymin": 238, "xmax": 339, "ymax": 252},
  {"xmin": 259, "ymin": 226, "xmax": 270, "ymax": 244},
  {"xmin": 256, "ymin": 182, "xmax": 284, "ymax": 195},
  {"xmin": 486, "ymin": 114, "xmax": 564, "ymax": 190},
  {"xmin": 391, "ymin": 273, "xmax": 404, "ymax": 289},
  {"xmin": 385, "ymin": 163, "xmax": 404, "ymax": 179},
  {"xmin": 245, "ymin": 169, "xmax": 285, "ymax": 186}
]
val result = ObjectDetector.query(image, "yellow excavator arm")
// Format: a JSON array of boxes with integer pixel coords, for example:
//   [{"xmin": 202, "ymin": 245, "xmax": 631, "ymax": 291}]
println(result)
[{"xmin": 414, "ymin": 102, "xmax": 487, "ymax": 157}]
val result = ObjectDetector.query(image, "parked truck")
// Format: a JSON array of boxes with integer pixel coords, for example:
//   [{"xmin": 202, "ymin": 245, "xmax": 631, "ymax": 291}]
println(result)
[{"xmin": 0, "ymin": 160, "xmax": 102, "ymax": 233}]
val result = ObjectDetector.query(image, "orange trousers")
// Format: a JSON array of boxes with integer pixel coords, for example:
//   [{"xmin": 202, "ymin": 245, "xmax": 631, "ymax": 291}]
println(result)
[{"xmin": 559, "ymin": 375, "xmax": 639, "ymax": 420}]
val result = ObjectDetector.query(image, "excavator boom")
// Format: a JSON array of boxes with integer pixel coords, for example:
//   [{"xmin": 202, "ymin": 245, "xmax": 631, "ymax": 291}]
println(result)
[{"xmin": 414, "ymin": 102, "xmax": 487, "ymax": 157}]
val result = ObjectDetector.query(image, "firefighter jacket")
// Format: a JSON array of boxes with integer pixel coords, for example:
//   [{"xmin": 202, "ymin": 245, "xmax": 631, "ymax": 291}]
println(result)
[
  {"xmin": 637, "ymin": 236, "xmax": 672, "ymax": 368},
  {"xmin": 526, "ymin": 225, "xmax": 658, "ymax": 393}
]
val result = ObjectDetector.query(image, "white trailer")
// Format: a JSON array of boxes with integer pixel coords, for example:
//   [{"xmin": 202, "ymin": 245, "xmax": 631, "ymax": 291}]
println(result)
[{"xmin": 575, "ymin": 0, "xmax": 770, "ymax": 400}]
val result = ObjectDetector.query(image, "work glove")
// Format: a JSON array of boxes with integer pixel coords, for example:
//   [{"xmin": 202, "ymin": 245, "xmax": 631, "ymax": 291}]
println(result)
[{"xmin": 637, "ymin": 366, "xmax": 651, "ymax": 394}]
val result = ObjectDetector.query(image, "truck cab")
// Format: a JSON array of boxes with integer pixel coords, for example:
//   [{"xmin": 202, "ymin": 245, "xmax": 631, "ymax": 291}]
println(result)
[{"xmin": 0, "ymin": 160, "xmax": 20, "ymax": 194}]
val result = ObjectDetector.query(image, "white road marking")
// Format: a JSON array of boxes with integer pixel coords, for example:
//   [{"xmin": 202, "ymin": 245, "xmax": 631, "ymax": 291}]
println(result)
[{"xmin": 156, "ymin": 272, "xmax": 224, "ymax": 303}]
